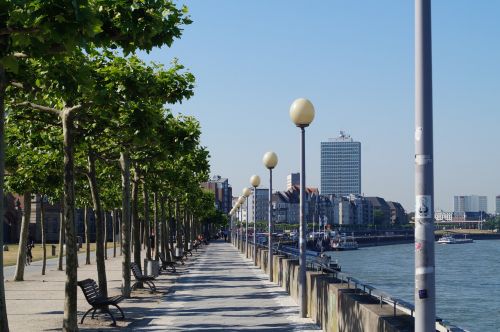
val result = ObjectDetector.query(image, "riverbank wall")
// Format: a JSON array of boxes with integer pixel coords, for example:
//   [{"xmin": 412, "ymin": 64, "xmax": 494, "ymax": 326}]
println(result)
[{"xmin": 236, "ymin": 239, "xmax": 415, "ymax": 331}]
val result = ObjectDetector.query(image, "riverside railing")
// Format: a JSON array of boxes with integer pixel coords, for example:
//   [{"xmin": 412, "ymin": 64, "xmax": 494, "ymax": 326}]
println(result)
[{"xmin": 252, "ymin": 241, "xmax": 468, "ymax": 332}]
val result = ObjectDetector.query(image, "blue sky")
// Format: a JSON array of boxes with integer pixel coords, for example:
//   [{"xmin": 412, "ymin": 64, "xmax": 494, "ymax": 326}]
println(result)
[{"xmin": 140, "ymin": 1, "xmax": 500, "ymax": 212}]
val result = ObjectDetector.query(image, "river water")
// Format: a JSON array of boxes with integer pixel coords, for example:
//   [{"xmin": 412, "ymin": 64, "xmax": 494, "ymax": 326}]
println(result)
[{"xmin": 326, "ymin": 240, "xmax": 500, "ymax": 331}]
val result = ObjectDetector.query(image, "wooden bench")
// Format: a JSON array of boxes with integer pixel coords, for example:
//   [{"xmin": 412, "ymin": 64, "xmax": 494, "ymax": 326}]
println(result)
[
  {"xmin": 77, "ymin": 279, "xmax": 124, "ymax": 326},
  {"xmin": 131, "ymin": 262, "xmax": 157, "ymax": 292},
  {"xmin": 183, "ymin": 247, "xmax": 193, "ymax": 258},
  {"xmin": 159, "ymin": 254, "xmax": 177, "ymax": 273},
  {"xmin": 172, "ymin": 252, "xmax": 185, "ymax": 265},
  {"xmin": 193, "ymin": 241, "xmax": 201, "ymax": 252}
]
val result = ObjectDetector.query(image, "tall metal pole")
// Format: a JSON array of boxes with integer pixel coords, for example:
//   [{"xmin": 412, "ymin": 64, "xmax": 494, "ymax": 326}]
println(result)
[
  {"xmin": 239, "ymin": 206, "xmax": 242, "ymax": 251},
  {"xmin": 253, "ymin": 187, "xmax": 257, "ymax": 265},
  {"xmin": 245, "ymin": 196, "xmax": 249, "ymax": 257},
  {"xmin": 268, "ymin": 169, "xmax": 273, "ymax": 281},
  {"xmin": 415, "ymin": 0, "xmax": 435, "ymax": 330},
  {"xmin": 299, "ymin": 127, "xmax": 307, "ymax": 318}
]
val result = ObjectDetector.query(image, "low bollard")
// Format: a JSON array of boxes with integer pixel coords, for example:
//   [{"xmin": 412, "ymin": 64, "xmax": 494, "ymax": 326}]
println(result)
[{"xmin": 51, "ymin": 245, "xmax": 56, "ymax": 256}]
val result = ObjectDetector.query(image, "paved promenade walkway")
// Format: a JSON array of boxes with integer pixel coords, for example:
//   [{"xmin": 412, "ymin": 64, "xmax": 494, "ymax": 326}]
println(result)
[
  {"xmin": 4, "ymin": 241, "xmax": 320, "ymax": 331},
  {"xmin": 139, "ymin": 241, "xmax": 320, "ymax": 331}
]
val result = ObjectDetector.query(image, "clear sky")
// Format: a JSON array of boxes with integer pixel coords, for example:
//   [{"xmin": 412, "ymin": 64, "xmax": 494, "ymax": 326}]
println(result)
[{"xmin": 139, "ymin": 1, "xmax": 500, "ymax": 213}]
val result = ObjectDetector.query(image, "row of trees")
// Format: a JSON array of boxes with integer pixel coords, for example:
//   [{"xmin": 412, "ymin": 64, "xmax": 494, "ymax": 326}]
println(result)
[{"xmin": 0, "ymin": 2, "xmax": 221, "ymax": 331}]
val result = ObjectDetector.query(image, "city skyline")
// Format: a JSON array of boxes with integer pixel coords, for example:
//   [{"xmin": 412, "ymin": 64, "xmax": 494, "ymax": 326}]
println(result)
[{"xmin": 139, "ymin": 1, "xmax": 500, "ymax": 212}]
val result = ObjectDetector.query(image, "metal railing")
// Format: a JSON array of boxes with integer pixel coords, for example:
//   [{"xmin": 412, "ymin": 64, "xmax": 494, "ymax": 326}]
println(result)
[{"xmin": 249, "ymin": 241, "xmax": 468, "ymax": 332}]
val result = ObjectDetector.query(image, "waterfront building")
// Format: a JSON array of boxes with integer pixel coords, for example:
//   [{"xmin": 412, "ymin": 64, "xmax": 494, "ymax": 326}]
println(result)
[
  {"xmin": 453, "ymin": 195, "xmax": 487, "ymax": 213},
  {"xmin": 496, "ymin": 195, "xmax": 500, "ymax": 215},
  {"xmin": 271, "ymin": 185, "xmax": 318, "ymax": 224},
  {"xmin": 201, "ymin": 175, "xmax": 233, "ymax": 214},
  {"xmin": 3, "ymin": 193, "xmax": 114, "ymax": 244},
  {"xmin": 320, "ymin": 131, "xmax": 361, "ymax": 196},
  {"xmin": 331, "ymin": 194, "xmax": 374, "ymax": 225},
  {"xmin": 365, "ymin": 197, "xmax": 392, "ymax": 225},
  {"xmin": 387, "ymin": 201, "xmax": 408, "ymax": 225},
  {"xmin": 435, "ymin": 210, "xmax": 453, "ymax": 222},
  {"xmin": 286, "ymin": 172, "xmax": 300, "ymax": 190},
  {"xmin": 254, "ymin": 188, "xmax": 269, "ymax": 222},
  {"xmin": 2, "ymin": 193, "xmax": 21, "ymax": 243}
]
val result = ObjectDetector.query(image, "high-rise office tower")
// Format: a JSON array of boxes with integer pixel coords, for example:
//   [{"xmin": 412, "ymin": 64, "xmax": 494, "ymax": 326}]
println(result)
[
  {"xmin": 286, "ymin": 173, "xmax": 300, "ymax": 190},
  {"xmin": 321, "ymin": 132, "xmax": 361, "ymax": 196},
  {"xmin": 454, "ymin": 195, "xmax": 488, "ymax": 213}
]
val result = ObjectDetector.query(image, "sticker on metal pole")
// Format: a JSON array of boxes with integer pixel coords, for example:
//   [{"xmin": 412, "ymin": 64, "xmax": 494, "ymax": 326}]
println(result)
[
  {"xmin": 415, "ymin": 195, "xmax": 432, "ymax": 219},
  {"xmin": 418, "ymin": 289, "xmax": 428, "ymax": 299}
]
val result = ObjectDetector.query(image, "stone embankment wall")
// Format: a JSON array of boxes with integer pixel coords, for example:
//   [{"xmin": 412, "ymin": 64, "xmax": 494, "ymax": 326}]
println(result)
[{"xmin": 234, "ymin": 238, "xmax": 415, "ymax": 332}]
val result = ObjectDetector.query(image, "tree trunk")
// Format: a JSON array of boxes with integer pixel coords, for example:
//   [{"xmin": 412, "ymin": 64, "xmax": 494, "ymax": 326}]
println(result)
[
  {"xmin": 58, "ymin": 199, "xmax": 65, "ymax": 271},
  {"xmin": 169, "ymin": 200, "xmax": 175, "ymax": 259},
  {"xmin": 0, "ymin": 64, "xmax": 10, "ymax": 332},
  {"xmin": 14, "ymin": 192, "xmax": 31, "ymax": 281},
  {"xmin": 131, "ymin": 168, "xmax": 141, "ymax": 273},
  {"xmin": 143, "ymin": 183, "xmax": 151, "ymax": 260},
  {"xmin": 84, "ymin": 206, "xmax": 91, "ymax": 265},
  {"xmin": 112, "ymin": 209, "xmax": 117, "ymax": 258},
  {"xmin": 117, "ymin": 209, "xmax": 123, "ymax": 256},
  {"xmin": 153, "ymin": 192, "xmax": 160, "ymax": 260},
  {"xmin": 167, "ymin": 200, "xmax": 175, "ymax": 260},
  {"xmin": 41, "ymin": 197, "xmax": 47, "ymax": 275},
  {"xmin": 104, "ymin": 211, "xmax": 108, "ymax": 260},
  {"xmin": 119, "ymin": 152, "xmax": 132, "ymax": 297},
  {"xmin": 175, "ymin": 199, "xmax": 181, "ymax": 253},
  {"xmin": 86, "ymin": 151, "xmax": 108, "ymax": 298},
  {"xmin": 61, "ymin": 110, "xmax": 78, "ymax": 332},
  {"xmin": 191, "ymin": 215, "xmax": 196, "ymax": 245},
  {"xmin": 184, "ymin": 211, "xmax": 190, "ymax": 252},
  {"xmin": 160, "ymin": 195, "xmax": 167, "ymax": 259}
]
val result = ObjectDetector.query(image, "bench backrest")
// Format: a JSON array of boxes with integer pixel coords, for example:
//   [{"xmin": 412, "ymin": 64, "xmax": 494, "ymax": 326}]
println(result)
[
  {"xmin": 78, "ymin": 279, "xmax": 102, "ymax": 304},
  {"xmin": 130, "ymin": 262, "xmax": 143, "ymax": 278}
]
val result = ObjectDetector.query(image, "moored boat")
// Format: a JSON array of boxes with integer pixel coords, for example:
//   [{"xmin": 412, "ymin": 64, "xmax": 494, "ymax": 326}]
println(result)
[
  {"xmin": 437, "ymin": 234, "xmax": 473, "ymax": 244},
  {"xmin": 330, "ymin": 236, "xmax": 359, "ymax": 250}
]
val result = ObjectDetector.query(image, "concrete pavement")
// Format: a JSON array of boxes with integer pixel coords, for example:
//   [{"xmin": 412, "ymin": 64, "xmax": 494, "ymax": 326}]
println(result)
[
  {"xmin": 137, "ymin": 241, "xmax": 321, "ymax": 331},
  {"xmin": 4, "ymin": 241, "xmax": 320, "ymax": 331}
]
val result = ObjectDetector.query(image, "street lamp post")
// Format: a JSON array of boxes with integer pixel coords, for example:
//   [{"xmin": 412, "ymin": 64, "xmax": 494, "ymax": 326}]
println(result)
[
  {"xmin": 263, "ymin": 152, "xmax": 278, "ymax": 281},
  {"xmin": 234, "ymin": 204, "xmax": 240, "ymax": 246},
  {"xmin": 229, "ymin": 208, "xmax": 235, "ymax": 244},
  {"xmin": 415, "ymin": 0, "xmax": 435, "ymax": 330},
  {"xmin": 238, "ymin": 196, "xmax": 245, "ymax": 252},
  {"xmin": 290, "ymin": 98, "xmax": 315, "ymax": 318},
  {"xmin": 243, "ymin": 187, "xmax": 252, "ymax": 258},
  {"xmin": 250, "ymin": 175, "xmax": 261, "ymax": 265}
]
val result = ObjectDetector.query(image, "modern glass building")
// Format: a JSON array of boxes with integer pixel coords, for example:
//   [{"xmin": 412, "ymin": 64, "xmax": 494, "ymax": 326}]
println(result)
[
  {"xmin": 453, "ymin": 195, "xmax": 487, "ymax": 213},
  {"xmin": 320, "ymin": 132, "xmax": 361, "ymax": 196}
]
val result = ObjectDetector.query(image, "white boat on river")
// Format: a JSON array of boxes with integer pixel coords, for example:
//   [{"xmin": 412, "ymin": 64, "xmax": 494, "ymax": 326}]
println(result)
[
  {"xmin": 330, "ymin": 236, "xmax": 359, "ymax": 250},
  {"xmin": 437, "ymin": 234, "xmax": 474, "ymax": 244}
]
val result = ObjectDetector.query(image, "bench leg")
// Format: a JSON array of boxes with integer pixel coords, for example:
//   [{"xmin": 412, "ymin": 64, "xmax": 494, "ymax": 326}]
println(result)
[
  {"xmin": 145, "ymin": 281, "xmax": 156, "ymax": 292},
  {"xmin": 81, "ymin": 307, "xmax": 93, "ymax": 324},
  {"xmin": 112, "ymin": 303, "xmax": 125, "ymax": 319},
  {"xmin": 104, "ymin": 308, "xmax": 117, "ymax": 326}
]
